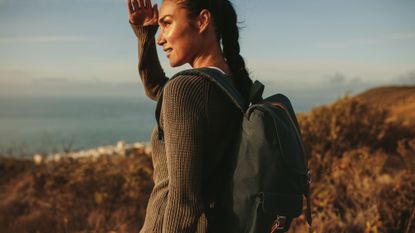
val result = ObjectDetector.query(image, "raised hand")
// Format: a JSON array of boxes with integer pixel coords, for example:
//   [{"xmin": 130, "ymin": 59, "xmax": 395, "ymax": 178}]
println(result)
[{"xmin": 127, "ymin": 0, "xmax": 158, "ymax": 26}]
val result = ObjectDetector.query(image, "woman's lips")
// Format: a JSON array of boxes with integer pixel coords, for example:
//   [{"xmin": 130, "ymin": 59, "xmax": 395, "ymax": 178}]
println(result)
[{"xmin": 164, "ymin": 48, "xmax": 172, "ymax": 56}]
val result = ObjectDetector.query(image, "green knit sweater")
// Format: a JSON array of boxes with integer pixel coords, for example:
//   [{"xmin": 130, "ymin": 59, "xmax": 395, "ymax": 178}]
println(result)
[{"xmin": 131, "ymin": 23, "xmax": 242, "ymax": 233}]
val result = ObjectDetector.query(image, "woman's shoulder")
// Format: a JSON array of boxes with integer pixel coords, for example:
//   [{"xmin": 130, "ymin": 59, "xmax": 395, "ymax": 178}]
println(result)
[
  {"xmin": 164, "ymin": 71, "xmax": 212, "ymax": 95},
  {"xmin": 161, "ymin": 73, "xmax": 213, "ymax": 115}
]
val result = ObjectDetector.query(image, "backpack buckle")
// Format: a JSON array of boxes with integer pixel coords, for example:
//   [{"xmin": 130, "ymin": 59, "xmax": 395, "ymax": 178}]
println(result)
[
  {"xmin": 306, "ymin": 170, "xmax": 312, "ymax": 185},
  {"xmin": 305, "ymin": 170, "xmax": 313, "ymax": 226},
  {"xmin": 270, "ymin": 215, "xmax": 286, "ymax": 233},
  {"xmin": 208, "ymin": 201, "xmax": 215, "ymax": 209}
]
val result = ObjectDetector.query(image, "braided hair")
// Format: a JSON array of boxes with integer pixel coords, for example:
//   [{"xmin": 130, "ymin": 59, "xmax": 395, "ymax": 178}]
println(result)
[{"xmin": 176, "ymin": 0, "xmax": 253, "ymax": 102}]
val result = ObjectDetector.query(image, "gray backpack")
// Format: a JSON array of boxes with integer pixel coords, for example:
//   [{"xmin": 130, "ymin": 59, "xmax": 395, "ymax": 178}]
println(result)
[{"xmin": 155, "ymin": 68, "xmax": 312, "ymax": 233}]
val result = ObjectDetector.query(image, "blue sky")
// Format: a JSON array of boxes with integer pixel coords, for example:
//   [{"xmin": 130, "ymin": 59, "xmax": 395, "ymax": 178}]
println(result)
[{"xmin": 1, "ymin": 0, "xmax": 414, "ymax": 105}]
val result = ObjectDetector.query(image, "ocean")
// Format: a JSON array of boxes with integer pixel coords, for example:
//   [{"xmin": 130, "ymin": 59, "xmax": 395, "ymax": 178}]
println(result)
[
  {"xmin": 0, "ymin": 96, "xmax": 156, "ymax": 156},
  {"xmin": 0, "ymin": 94, "xmax": 317, "ymax": 156}
]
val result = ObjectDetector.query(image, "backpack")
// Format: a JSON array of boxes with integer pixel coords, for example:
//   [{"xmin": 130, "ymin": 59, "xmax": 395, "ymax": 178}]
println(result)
[{"xmin": 155, "ymin": 68, "xmax": 312, "ymax": 233}]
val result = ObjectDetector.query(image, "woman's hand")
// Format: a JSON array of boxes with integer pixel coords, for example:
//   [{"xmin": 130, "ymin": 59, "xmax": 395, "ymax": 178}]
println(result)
[{"xmin": 127, "ymin": 0, "xmax": 158, "ymax": 26}]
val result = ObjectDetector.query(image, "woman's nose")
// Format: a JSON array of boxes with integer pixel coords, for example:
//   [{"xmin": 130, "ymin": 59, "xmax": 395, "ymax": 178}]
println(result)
[{"xmin": 156, "ymin": 33, "xmax": 165, "ymax": 46}]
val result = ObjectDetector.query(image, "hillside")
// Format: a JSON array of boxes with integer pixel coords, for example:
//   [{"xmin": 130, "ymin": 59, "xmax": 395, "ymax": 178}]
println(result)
[{"xmin": 355, "ymin": 85, "xmax": 415, "ymax": 126}]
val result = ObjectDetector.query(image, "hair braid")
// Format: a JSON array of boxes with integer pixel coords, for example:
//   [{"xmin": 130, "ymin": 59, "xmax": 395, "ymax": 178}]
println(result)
[{"xmin": 219, "ymin": 0, "xmax": 253, "ymax": 102}]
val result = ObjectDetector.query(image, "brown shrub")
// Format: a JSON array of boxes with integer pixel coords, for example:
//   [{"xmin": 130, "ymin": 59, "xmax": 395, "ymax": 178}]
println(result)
[
  {"xmin": 289, "ymin": 147, "xmax": 415, "ymax": 233},
  {"xmin": 297, "ymin": 96, "xmax": 414, "ymax": 158},
  {"xmin": 291, "ymin": 97, "xmax": 415, "ymax": 233},
  {"xmin": 0, "ymin": 152, "xmax": 154, "ymax": 233}
]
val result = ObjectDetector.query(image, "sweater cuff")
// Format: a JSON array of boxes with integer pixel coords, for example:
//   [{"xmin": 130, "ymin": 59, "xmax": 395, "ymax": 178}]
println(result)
[{"xmin": 129, "ymin": 22, "xmax": 159, "ymax": 39}]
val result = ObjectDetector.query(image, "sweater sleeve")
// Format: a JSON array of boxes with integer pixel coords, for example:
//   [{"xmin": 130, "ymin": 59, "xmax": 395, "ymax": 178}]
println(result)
[
  {"xmin": 161, "ymin": 75, "xmax": 208, "ymax": 233},
  {"xmin": 130, "ymin": 23, "xmax": 168, "ymax": 101}
]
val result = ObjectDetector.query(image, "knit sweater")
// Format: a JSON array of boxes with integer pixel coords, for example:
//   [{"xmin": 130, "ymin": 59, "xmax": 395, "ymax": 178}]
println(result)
[{"xmin": 130, "ymin": 24, "xmax": 242, "ymax": 233}]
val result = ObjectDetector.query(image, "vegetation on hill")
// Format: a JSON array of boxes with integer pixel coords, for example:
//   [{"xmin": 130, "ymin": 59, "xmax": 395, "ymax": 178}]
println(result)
[
  {"xmin": 0, "ymin": 153, "xmax": 154, "ymax": 233},
  {"xmin": 293, "ymin": 96, "xmax": 415, "ymax": 233},
  {"xmin": 355, "ymin": 85, "xmax": 415, "ymax": 126},
  {"xmin": 1, "ymin": 87, "xmax": 414, "ymax": 233}
]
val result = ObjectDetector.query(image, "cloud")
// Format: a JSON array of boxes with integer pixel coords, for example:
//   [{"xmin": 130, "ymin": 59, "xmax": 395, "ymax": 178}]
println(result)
[
  {"xmin": 33, "ymin": 77, "xmax": 70, "ymax": 83},
  {"xmin": 261, "ymin": 75, "xmax": 376, "ymax": 112},
  {"xmin": 314, "ymin": 32, "xmax": 415, "ymax": 49},
  {"xmin": 0, "ymin": 36, "xmax": 95, "ymax": 44},
  {"xmin": 0, "ymin": 73, "xmax": 145, "ymax": 98},
  {"xmin": 323, "ymin": 72, "xmax": 363, "ymax": 86},
  {"xmin": 324, "ymin": 72, "xmax": 346, "ymax": 84},
  {"xmin": 245, "ymin": 58, "xmax": 410, "ymax": 85},
  {"xmin": 398, "ymin": 70, "xmax": 415, "ymax": 85}
]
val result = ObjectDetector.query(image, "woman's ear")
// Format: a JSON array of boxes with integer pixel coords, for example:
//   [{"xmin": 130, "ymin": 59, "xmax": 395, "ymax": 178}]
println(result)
[{"xmin": 196, "ymin": 9, "xmax": 212, "ymax": 34}]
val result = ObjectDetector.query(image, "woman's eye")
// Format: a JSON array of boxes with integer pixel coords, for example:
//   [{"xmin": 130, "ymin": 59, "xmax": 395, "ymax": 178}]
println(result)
[{"xmin": 159, "ymin": 19, "xmax": 171, "ymax": 29}]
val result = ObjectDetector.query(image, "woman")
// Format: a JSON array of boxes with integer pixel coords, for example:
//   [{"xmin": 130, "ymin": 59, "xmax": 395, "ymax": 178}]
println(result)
[{"xmin": 127, "ymin": 0, "xmax": 253, "ymax": 232}]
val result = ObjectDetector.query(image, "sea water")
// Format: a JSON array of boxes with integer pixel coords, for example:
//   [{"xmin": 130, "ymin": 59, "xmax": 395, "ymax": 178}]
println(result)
[
  {"xmin": 0, "ymin": 94, "xmax": 315, "ymax": 156},
  {"xmin": 0, "ymin": 96, "xmax": 156, "ymax": 156}
]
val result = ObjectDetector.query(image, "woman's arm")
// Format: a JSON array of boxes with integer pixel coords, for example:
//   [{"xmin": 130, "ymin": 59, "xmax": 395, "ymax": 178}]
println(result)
[
  {"xmin": 161, "ymin": 76, "xmax": 209, "ymax": 233},
  {"xmin": 128, "ymin": 0, "xmax": 168, "ymax": 101},
  {"xmin": 131, "ymin": 24, "xmax": 168, "ymax": 101}
]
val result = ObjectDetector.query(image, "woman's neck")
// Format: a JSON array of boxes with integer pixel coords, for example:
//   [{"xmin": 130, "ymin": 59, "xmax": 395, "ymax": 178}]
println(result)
[{"xmin": 190, "ymin": 42, "xmax": 231, "ymax": 75}]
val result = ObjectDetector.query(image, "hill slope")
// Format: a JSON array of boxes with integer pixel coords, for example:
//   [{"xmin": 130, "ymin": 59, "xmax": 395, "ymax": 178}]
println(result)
[{"xmin": 355, "ymin": 85, "xmax": 415, "ymax": 126}]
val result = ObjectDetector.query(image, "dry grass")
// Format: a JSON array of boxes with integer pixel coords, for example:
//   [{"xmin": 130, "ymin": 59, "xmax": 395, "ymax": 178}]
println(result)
[
  {"xmin": 0, "ymin": 154, "xmax": 153, "ymax": 233},
  {"xmin": 355, "ymin": 85, "xmax": 415, "ymax": 126},
  {"xmin": 291, "ymin": 96, "xmax": 415, "ymax": 233}
]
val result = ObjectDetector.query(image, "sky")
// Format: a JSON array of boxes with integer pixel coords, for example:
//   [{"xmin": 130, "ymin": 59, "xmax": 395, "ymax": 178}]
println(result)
[{"xmin": 1, "ymin": 0, "xmax": 414, "ymax": 106}]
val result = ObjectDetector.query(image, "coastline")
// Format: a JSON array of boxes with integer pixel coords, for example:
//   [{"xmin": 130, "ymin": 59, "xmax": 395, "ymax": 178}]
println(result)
[{"xmin": 30, "ymin": 141, "xmax": 152, "ymax": 164}]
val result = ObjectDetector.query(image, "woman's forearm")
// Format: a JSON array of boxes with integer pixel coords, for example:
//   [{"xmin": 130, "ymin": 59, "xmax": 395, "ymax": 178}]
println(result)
[{"xmin": 131, "ymin": 23, "xmax": 168, "ymax": 101}]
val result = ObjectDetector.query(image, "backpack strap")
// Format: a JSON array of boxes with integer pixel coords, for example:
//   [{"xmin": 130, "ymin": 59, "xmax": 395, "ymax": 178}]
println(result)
[
  {"xmin": 175, "ymin": 67, "xmax": 248, "ymax": 113},
  {"xmin": 249, "ymin": 80, "xmax": 265, "ymax": 104},
  {"xmin": 154, "ymin": 67, "xmax": 248, "ymax": 141}
]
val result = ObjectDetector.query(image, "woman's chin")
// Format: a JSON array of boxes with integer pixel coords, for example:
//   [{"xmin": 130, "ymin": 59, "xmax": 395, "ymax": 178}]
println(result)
[
  {"xmin": 169, "ymin": 62, "xmax": 178, "ymax": 67},
  {"xmin": 168, "ymin": 59, "xmax": 185, "ymax": 68}
]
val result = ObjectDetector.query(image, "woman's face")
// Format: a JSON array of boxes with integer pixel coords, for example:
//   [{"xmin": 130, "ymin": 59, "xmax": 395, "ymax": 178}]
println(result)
[{"xmin": 157, "ymin": 0, "xmax": 201, "ymax": 67}]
